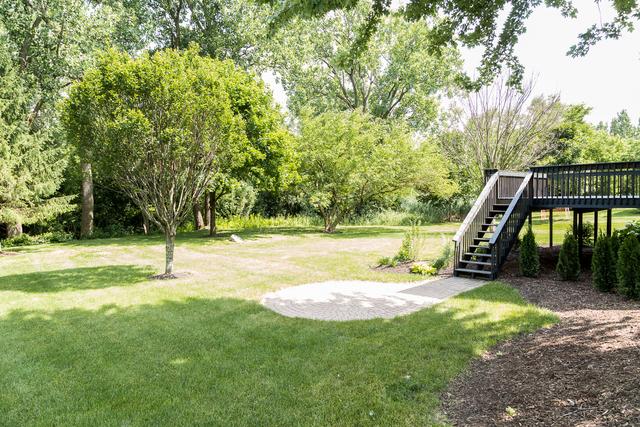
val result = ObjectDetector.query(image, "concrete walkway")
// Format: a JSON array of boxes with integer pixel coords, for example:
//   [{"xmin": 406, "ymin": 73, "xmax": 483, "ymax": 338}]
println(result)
[{"xmin": 261, "ymin": 277, "xmax": 485, "ymax": 321}]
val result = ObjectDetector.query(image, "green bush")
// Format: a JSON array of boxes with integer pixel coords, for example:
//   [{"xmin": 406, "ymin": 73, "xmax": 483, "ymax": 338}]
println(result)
[
  {"xmin": 519, "ymin": 226, "xmax": 539, "ymax": 277},
  {"xmin": 432, "ymin": 242, "xmax": 454, "ymax": 271},
  {"xmin": 591, "ymin": 234, "xmax": 617, "ymax": 292},
  {"xmin": 377, "ymin": 256, "xmax": 398, "ymax": 268},
  {"xmin": 409, "ymin": 262, "xmax": 437, "ymax": 275},
  {"xmin": 616, "ymin": 234, "xmax": 640, "ymax": 299},
  {"xmin": 577, "ymin": 221, "xmax": 594, "ymax": 246},
  {"xmin": 1, "ymin": 231, "xmax": 74, "ymax": 248},
  {"xmin": 557, "ymin": 232, "xmax": 580, "ymax": 281},
  {"xmin": 394, "ymin": 222, "xmax": 424, "ymax": 263}
]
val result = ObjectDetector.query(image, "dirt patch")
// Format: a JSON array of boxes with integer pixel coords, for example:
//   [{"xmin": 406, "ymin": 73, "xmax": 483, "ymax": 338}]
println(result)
[
  {"xmin": 149, "ymin": 271, "xmax": 192, "ymax": 280},
  {"xmin": 442, "ymin": 247, "xmax": 640, "ymax": 426},
  {"xmin": 372, "ymin": 262, "xmax": 454, "ymax": 277},
  {"xmin": 0, "ymin": 251, "xmax": 19, "ymax": 257}
]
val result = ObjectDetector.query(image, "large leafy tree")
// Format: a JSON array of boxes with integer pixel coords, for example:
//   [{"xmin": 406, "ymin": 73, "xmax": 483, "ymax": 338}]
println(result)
[
  {"xmin": 269, "ymin": 3, "xmax": 460, "ymax": 131},
  {"xmin": 261, "ymin": 0, "xmax": 639, "ymax": 86},
  {"xmin": 298, "ymin": 110, "xmax": 455, "ymax": 233},
  {"xmin": 63, "ymin": 47, "xmax": 256, "ymax": 276}
]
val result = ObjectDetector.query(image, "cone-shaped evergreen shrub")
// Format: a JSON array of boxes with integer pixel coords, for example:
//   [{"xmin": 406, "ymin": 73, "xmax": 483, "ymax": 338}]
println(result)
[
  {"xmin": 519, "ymin": 226, "xmax": 539, "ymax": 277},
  {"xmin": 591, "ymin": 234, "xmax": 617, "ymax": 292},
  {"xmin": 557, "ymin": 231, "xmax": 580, "ymax": 281},
  {"xmin": 616, "ymin": 234, "xmax": 640, "ymax": 298}
]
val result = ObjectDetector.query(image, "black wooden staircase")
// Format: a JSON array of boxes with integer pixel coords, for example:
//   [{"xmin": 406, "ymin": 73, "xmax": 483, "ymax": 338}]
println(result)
[
  {"xmin": 453, "ymin": 171, "xmax": 532, "ymax": 279},
  {"xmin": 454, "ymin": 161, "xmax": 640, "ymax": 279}
]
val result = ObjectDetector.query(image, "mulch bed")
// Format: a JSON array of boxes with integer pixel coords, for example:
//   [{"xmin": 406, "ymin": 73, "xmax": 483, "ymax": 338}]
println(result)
[{"xmin": 442, "ymin": 247, "xmax": 640, "ymax": 426}]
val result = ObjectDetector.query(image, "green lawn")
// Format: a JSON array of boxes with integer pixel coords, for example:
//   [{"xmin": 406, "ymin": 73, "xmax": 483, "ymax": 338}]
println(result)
[
  {"xmin": 0, "ymin": 225, "xmax": 556, "ymax": 425},
  {"xmin": 528, "ymin": 208, "xmax": 640, "ymax": 246}
]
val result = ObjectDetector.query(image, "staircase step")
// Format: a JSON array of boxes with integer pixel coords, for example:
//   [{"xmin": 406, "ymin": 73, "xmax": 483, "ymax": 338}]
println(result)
[
  {"xmin": 482, "ymin": 223, "xmax": 496, "ymax": 227},
  {"xmin": 469, "ymin": 244, "xmax": 490, "ymax": 250},
  {"xmin": 455, "ymin": 268, "xmax": 492, "ymax": 276},
  {"xmin": 464, "ymin": 252, "xmax": 492, "ymax": 258},
  {"xmin": 461, "ymin": 260, "xmax": 492, "ymax": 267},
  {"xmin": 489, "ymin": 210, "xmax": 506, "ymax": 216},
  {"xmin": 492, "ymin": 203, "xmax": 510, "ymax": 209},
  {"xmin": 474, "ymin": 237, "xmax": 490, "ymax": 242}
]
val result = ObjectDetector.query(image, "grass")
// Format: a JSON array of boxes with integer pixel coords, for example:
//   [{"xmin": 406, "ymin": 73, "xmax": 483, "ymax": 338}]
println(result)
[
  {"xmin": 527, "ymin": 208, "xmax": 640, "ymax": 246},
  {"xmin": 0, "ymin": 224, "xmax": 556, "ymax": 425}
]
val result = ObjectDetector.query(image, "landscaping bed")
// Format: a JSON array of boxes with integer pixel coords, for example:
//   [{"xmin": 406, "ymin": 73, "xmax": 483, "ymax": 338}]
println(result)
[{"xmin": 442, "ymin": 247, "xmax": 640, "ymax": 426}]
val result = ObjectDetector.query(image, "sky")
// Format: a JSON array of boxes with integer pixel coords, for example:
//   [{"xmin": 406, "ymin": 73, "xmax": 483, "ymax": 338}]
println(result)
[{"xmin": 263, "ymin": 0, "xmax": 640, "ymax": 126}]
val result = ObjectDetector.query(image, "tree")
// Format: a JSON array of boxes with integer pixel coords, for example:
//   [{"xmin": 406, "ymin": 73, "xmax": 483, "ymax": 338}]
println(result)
[
  {"xmin": 297, "ymin": 110, "xmax": 455, "ymax": 232},
  {"xmin": 557, "ymin": 231, "xmax": 580, "ymax": 281},
  {"xmin": 592, "ymin": 234, "xmax": 617, "ymax": 292},
  {"xmin": 546, "ymin": 105, "xmax": 627, "ymax": 165},
  {"xmin": 519, "ymin": 226, "xmax": 539, "ymax": 278},
  {"xmin": 261, "ymin": 0, "xmax": 640, "ymax": 87},
  {"xmin": 205, "ymin": 66, "xmax": 296, "ymax": 236},
  {"xmin": 63, "ymin": 47, "xmax": 250, "ymax": 276},
  {"xmin": 0, "ymin": 28, "xmax": 74, "ymax": 241},
  {"xmin": 610, "ymin": 110, "xmax": 637, "ymax": 139},
  {"xmin": 441, "ymin": 75, "xmax": 563, "ymax": 187},
  {"xmin": 269, "ymin": 2, "xmax": 460, "ymax": 131}
]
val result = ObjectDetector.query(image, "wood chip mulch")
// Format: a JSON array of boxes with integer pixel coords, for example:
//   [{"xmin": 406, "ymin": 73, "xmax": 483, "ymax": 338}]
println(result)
[{"xmin": 442, "ymin": 247, "xmax": 640, "ymax": 426}]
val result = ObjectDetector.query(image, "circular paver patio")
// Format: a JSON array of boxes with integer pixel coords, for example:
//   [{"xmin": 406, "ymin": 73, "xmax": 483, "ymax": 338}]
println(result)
[{"xmin": 261, "ymin": 277, "xmax": 485, "ymax": 321}]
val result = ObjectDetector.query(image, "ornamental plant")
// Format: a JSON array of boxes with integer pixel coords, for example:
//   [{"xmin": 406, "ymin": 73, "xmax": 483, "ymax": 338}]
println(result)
[
  {"xmin": 557, "ymin": 231, "xmax": 580, "ymax": 281},
  {"xmin": 519, "ymin": 226, "xmax": 539, "ymax": 277},
  {"xmin": 591, "ymin": 234, "xmax": 617, "ymax": 292},
  {"xmin": 616, "ymin": 234, "xmax": 640, "ymax": 299}
]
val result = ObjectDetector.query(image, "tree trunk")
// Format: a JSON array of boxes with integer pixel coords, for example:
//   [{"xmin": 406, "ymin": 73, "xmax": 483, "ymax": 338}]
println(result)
[
  {"xmin": 193, "ymin": 202, "xmax": 204, "ymax": 230},
  {"xmin": 165, "ymin": 227, "xmax": 176, "ymax": 275},
  {"xmin": 204, "ymin": 192, "xmax": 211, "ymax": 228},
  {"xmin": 80, "ymin": 162, "xmax": 94, "ymax": 238},
  {"xmin": 142, "ymin": 212, "xmax": 150, "ymax": 235},
  {"xmin": 7, "ymin": 222, "xmax": 23, "ymax": 238},
  {"xmin": 209, "ymin": 191, "xmax": 217, "ymax": 237}
]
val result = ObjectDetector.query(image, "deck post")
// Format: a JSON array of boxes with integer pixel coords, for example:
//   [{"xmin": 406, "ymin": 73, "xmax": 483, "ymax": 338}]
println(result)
[
  {"xmin": 572, "ymin": 210, "xmax": 578, "ymax": 237},
  {"xmin": 578, "ymin": 211, "xmax": 584, "ymax": 260},
  {"xmin": 606, "ymin": 209, "xmax": 612, "ymax": 237},
  {"xmin": 549, "ymin": 209, "xmax": 553, "ymax": 247},
  {"xmin": 528, "ymin": 211, "xmax": 532, "ymax": 228},
  {"xmin": 593, "ymin": 209, "xmax": 598, "ymax": 245}
]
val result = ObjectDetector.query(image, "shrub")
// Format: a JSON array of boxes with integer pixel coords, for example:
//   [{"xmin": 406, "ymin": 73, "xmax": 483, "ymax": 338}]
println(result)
[
  {"xmin": 519, "ymin": 226, "xmax": 539, "ymax": 277},
  {"xmin": 577, "ymin": 221, "xmax": 594, "ymax": 246},
  {"xmin": 410, "ymin": 262, "xmax": 437, "ymax": 275},
  {"xmin": 432, "ymin": 241, "xmax": 454, "ymax": 271},
  {"xmin": 557, "ymin": 231, "xmax": 580, "ymax": 281},
  {"xmin": 394, "ymin": 222, "xmax": 424, "ymax": 262},
  {"xmin": 616, "ymin": 234, "xmax": 640, "ymax": 298},
  {"xmin": 591, "ymin": 234, "xmax": 617, "ymax": 292},
  {"xmin": 377, "ymin": 256, "xmax": 398, "ymax": 268},
  {"xmin": 1, "ymin": 231, "xmax": 74, "ymax": 248}
]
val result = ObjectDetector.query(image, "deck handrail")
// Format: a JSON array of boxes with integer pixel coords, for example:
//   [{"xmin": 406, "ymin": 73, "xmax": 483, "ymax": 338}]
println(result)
[
  {"xmin": 489, "ymin": 172, "xmax": 533, "ymax": 245},
  {"xmin": 453, "ymin": 171, "xmax": 527, "ymax": 242}
]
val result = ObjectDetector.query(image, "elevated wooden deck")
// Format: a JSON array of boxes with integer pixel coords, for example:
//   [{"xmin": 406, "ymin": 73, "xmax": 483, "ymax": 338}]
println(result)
[{"xmin": 453, "ymin": 161, "xmax": 640, "ymax": 279}]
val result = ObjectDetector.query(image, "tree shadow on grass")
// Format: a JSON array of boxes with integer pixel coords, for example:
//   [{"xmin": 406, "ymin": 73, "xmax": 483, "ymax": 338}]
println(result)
[
  {"xmin": 0, "ymin": 283, "xmax": 555, "ymax": 425},
  {"xmin": 0, "ymin": 265, "xmax": 154, "ymax": 293}
]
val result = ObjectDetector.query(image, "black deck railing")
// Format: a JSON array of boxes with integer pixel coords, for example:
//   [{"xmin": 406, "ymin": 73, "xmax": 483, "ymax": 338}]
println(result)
[{"xmin": 531, "ymin": 161, "xmax": 640, "ymax": 208}]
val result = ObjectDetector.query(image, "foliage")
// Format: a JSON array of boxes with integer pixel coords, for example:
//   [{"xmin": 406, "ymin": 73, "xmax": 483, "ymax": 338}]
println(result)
[
  {"xmin": 297, "ymin": 110, "xmax": 455, "ymax": 232},
  {"xmin": 0, "ymin": 41, "xmax": 74, "ymax": 234},
  {"xmin": 614, "ymin": 220, "xmax": 640, "ymax": 241},
  {"xmin": 519, "ymin": 226, "xmax": 539, "ymax": 278},
  {"xmin": 578, "ymin": 222, "xmax": 594, "ymax": 247},
  {"xmin": 432, "ymin": 241, "xmax": 454, "ymax": 271},
  {"xmin": 441, "ymin": 76, "xmax": 563, "ymax": 186},
  {"xmin": 269, "ymin": 2, "xmax": 460, "ymax": 132},
  {"xmin": 616, "ymin": 234, "xmax": 640, "ymax": 299},
  {"xmin": 395, "ymin": 223, "xmax": 424, "ymax": 263},
  {"xmin": 546, "ymin": 105, "xmax": 629, "ymax": 165},
  {"xmin": 557, "ymin": 231, "xmax": 580, "ymax": 281},
  {"xmin": 1, "ymin": 231, "xmax": 73, "ymax": 247},
  {"xmin": 63, "ymin": 47, "xmax": 254, "ymax": 274},
  {"xmin": 217, "ymin": 181, "xmax": 257, "ymax": 218},
  {"xmin": 591, "ymin": 234, "xmax": 617, "ymax": 292},
  {"xmin": 409, "ymin": 262, "xmax": 437, "ymax": 276},
  {"xmin": 377, "ymin": 256, "xmax": 398, "ymax": 268}
]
